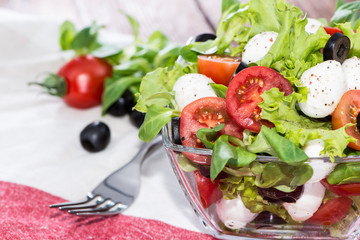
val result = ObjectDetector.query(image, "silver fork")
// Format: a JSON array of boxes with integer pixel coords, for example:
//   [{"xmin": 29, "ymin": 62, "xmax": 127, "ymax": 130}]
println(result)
[{"xmin": 50, "ymin": 135, "xmax": 162, "ymax": 216}]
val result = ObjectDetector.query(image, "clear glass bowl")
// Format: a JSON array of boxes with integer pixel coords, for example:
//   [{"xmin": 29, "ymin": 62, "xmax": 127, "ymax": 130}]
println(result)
[{"xmin": 161, "ymin": 121, "xmax": 360, "ymax": 240}]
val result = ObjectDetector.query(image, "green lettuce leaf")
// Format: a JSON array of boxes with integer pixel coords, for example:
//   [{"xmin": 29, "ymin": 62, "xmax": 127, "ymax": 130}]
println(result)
[
  {"xmin": 338, "ymin": 23, "xmax": 360, "ymax": 57},
  {"xmin": 211, "ymin": 135, "xmax": 257, "ymax": 181},
  {"xmin": 330, "ymin": 0, "xmax": 360, "ymax": 29},
  {"xmin": 219, "ymin": 176, "xmax": 296, "ymax": 223},
  {"xmin": 135, "ymin": 64, "xmax": 188, "ymax": 113},
  {"xmin": 259, "ymin": 88, "xmax": 356, "ymax": 161},
  {"xmin": 250, "ymin": 161, "xmax": 313, "ymax": 188},
  {"xmin": 327, "ymin": 162, "xmax": 360, "ymax": 185}
]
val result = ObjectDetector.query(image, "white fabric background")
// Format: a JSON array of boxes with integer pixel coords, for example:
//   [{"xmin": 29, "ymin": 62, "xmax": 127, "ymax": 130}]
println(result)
[{"xmin": 0, "ymin": 9, "xmax": 203, "ymax": 233}]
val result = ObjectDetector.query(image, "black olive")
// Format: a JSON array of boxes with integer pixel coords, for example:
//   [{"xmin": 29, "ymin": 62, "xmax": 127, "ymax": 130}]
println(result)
[
  {"xmin": 229, "ymin": 62, "xmax": 248, "ymax": 85},
  {"xmin": 198, "ymin": 165, "xmax": 228, "ymax": 179},
  {"xmin": 253, "ymin": 211, "xmax": 286, "ymax": 225},
  {"xmin": 130, "ymin": 110, "xmax": 146, "ymax": 128},
  {"xmin": 323, "ymin": 32, "xmax": 350, "ymax": 64},
  {"xmin": 80, "ymin": 121, "xmax": 111, "ymax": 153},
  {"xmin": 107, "ymin": 90, "xmax": 135, "ymax": 117},
  {"xmin": 171, "ymin": 117, "xmax": 182, "ymax": 145},
  {"xmin": 257, "ymin": 185, "xmax": 304, "ymax": 203},
  {"xmin": 194, "ymin": 33, "xmax": 216, "ymax": 42}
]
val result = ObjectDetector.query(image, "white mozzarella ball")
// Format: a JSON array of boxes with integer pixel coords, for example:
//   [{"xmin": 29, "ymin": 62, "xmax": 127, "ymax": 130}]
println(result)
[
  {"xmin": 216, "ymin": 196, "xmax": 258, "ymax": 229},
  {"xmin": 305, "ymin": 18, "xmax": 323, "ymax": 34},
  {"xmin": 172, "ymin": 73, "xmax": 217, "ymax": 111},
  {"xmin": 302, "ymin": 139, "xmax": 336, "ymax": 183},
  {"xmin": 283, "ymin": 181, "xmax": 326, "ymax": 222},
  {"xmin": 298, "ymin": 60, "xmax": 347, "ymax": 118},
  {"xmin": 242, "ymin": 31, "xmax": 278, "ymax": 65},
  {"xmin": 343, "ymin": 56, "xmax": 360, "ymax": 90}
]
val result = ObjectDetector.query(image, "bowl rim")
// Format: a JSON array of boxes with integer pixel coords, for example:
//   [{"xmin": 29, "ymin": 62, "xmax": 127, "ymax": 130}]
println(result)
[{"xmin": 161, "ymin": 121, "xmax": 360, "ymax": 163}]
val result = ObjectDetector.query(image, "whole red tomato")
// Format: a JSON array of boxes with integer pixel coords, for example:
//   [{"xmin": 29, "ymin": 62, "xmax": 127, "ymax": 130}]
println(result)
[
  {"xmin": 58, "ymin": 55, "xmax": 113, "ymax": 108},
  {"xmin": 30, "ymin": 55, "xmax": 112, "ymax": 109}
]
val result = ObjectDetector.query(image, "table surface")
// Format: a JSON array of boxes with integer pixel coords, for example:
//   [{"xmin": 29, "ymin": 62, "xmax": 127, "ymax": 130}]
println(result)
[{"xmin": 0, "ymin": 0, "xmax": 354, "ymax": 44}]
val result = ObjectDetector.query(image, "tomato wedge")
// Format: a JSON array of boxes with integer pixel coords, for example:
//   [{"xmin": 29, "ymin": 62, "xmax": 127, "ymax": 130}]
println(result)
[
  {"xmin": 323, "ymin": 26, "xmax": 343, "ymax": 35},
  {"xmin": 321, "ymin": 178, "xmax": 360, "ymax": 196},
  {"xmin": 180, "ymin": 97, "xmax": 243, "ymax": 165},
  {"xmin": 197, "ymin": 55, "xmax": 240, "ymax": 86},
  {"xmin": 194, "ymin": 170, "xmax": 223, "ymax": 208},
  {"xmin": 332, "ymin": 90, "xmax": 360, "ymax": 150},
  {"xmin": 306, "ymin": 197, "xmax": 352, "ymax": 226},
  {"xmin": 226, "ymin": 66, "xmax": 293, "ymax": 133}
]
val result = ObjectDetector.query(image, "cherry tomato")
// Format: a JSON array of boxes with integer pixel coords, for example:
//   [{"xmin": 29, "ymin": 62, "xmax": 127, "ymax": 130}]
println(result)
[
  {"xmin": 332, "ymin": 90, "xmax": 360, "ymax": 150},
  {"xmin": 321, "ymin": 178, "xmax": 360, "ymax": 196},
  {"xmin": 180, "ymin": 97, "xmax": 243, "ymax": 165},
  {"xmin": 323, "ymin": 26, "xmax": 343, "ymax": 35},
  {"xmin": 306, "ymin": 197, "xmax": 352, "ymax": 226},
  {"xmin": 194, "ymin": 170, "xmax": 223, "ymax": 208},
  {"xmin": 58, "ymin": 55, "xmax": 113, "ymax": 108},
  {"xmin": 197, "ymin": 55, "xmax": 240, "ymax": 86},
  {"xmin": 226, "ymin": 66, "xmax": 293, "ymax": 133}
]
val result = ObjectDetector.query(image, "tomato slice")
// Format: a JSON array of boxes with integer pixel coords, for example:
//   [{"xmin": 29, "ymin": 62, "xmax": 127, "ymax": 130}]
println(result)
[
  {"xmin": 321, "ymin": 178, "xmax": 360, "ymax": 196},
  {"xmin": 180, "ymin": 97, "xmax": 243, "ymax": 165},
  {"xmin": 306, "ymin": 197, "xmax": 352, "ymax": 226},
  {"xmin": 197, "ymin": 54, "xmax": 240, "ymax": 86},
  {"xmin": 226, "ymin": 66, "xmax": 293, "ymax": 133},
  {"xmin": 323, "ymin": 26, "xmax": 343, "ymax": 35},
  {"xmin": 194, "ymin": 170, "xmax": 223, "ymax": 208},
  {"xmin": 332, "ymin": 90, "xmax": 360, "ymax": 150}
]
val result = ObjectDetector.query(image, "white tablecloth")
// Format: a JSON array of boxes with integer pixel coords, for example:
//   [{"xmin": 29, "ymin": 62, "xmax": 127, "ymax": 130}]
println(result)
[{"xmin": 0, "ymin": 8, "xmax": 203, "ymax": 233}]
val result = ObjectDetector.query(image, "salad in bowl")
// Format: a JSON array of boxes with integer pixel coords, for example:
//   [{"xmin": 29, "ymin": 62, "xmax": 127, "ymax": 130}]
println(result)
[{"xmin": 134, "ymin": 0, "xmax": 360, "ymax": 239}]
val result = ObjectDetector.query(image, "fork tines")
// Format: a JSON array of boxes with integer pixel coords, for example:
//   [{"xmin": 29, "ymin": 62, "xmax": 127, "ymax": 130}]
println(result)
[{"xmin": 49, "ymin": 193, "xmax": 127, "ymax": 216}]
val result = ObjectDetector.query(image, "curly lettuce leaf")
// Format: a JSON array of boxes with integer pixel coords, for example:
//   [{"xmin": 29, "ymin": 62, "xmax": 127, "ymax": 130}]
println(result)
[
  {"xmin": 219, "ymin": 176, "xmax": 296, "ymax": 223},
  {"xmin": 259, "ymin": 88, "xmax": 356, "ymax": 160},
  {"xmin": 338, "ymin": 22, "xmax": 360, "ymax": 57},
  {"xmin": 135, "ymin": 63, "xmax": 188, "ymax": 113}
]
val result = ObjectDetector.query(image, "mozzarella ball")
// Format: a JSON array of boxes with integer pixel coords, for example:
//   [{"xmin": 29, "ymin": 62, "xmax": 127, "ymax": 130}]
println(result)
[
  {"xmin": 216, "ymin": 196, "xmax": 258, "ymax": 229},
  {"xmin": 305, "ymin": 18, "xmax": 323, "ymax": 34},
  {"xmin": 302, "ymin": 139, "xmax": 336, "ymax": 183},
  {"xmin": 283, "ymin": 181, "xmax": 326, "ymax": 222},
  {"xmin": 343, "ymin": 56, "xmax": 360, "ymax": 90},
  {"xmin": 242, "ymin": 31, "xmax": 278, "ymax": 65},
  {"xmin": 298, "ymin": 60, "xmax": 347, "ymax": 118},
  {"xmin": 173, "ymin": 73, "xmax": 217, "ymax": 111}
]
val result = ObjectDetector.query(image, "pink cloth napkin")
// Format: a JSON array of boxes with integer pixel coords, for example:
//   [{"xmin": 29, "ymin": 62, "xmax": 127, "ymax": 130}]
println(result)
[{"xmin": 0, "ymin": 181, "xmax": 216, "ymax": 240}]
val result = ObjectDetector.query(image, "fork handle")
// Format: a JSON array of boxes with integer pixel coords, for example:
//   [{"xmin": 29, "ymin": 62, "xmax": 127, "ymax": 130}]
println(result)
[{"xmin": 92, "ymin": 135, "xmax": 163, "ymax": 206}]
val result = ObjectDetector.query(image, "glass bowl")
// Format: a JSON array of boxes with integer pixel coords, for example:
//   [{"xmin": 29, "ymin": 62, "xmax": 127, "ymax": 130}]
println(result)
[{"xmin": 161, "ymin": 121, "xmax": 360, "ymax": 240}]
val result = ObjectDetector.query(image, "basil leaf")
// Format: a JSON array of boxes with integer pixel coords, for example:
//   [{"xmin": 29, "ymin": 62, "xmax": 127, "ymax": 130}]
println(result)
[
  {"xmin": 59, "ymin": 20, "xmax": 76, "ymax": 51},
  {"xmin": 114, "ymin": 58, "xmax": 152, "ymax": 75},
  {"xmin": 147, "ymin": 30, "xmax": 169, "ymax": 50},
  {"xmin": 120, "ymin": 11, "xmax": 140, "ymax": 41},
  {"xmin": 210, "ymin": 83, "xmax": 227, "ymax": 99},
  {"xmin": 179, "ymin": 44, "xmax": 199, "ymax": 63},
  {"xmin": 196, "ymin": 124, "xmax": 225, "ymax": 149},
  {"xmin": 211, "ymin": 135, "xmax": 256, "ymax": 181},
  {"xmin": 178, "ymin": 154, "xmax": 198, "ymax": 172},
  {"xmin": 91, "ymin": 43, "xmax": 123, "ymax": 59},
  {"xmin": 71, "ymin": 22, "xmax": 103, "ymax": 55},
  {"xmin": 154, "ymin": 45, "xmax": 181, "ymax": 68},
  {"xmin": 327, "ymin": 162, "xmax": 360, "ymax": 185},
  {"xmin": 102, "ymin": 76, "xmax": 142, "ymax": 114},
  {"xmin": 261, "ymin": 126, "xmax": 308, "ymax": 165},
  {"xmin": 138, "ymin": 105, "xmax": 174, "ymax": 142},
  {"xmin": 290, "ymin": 164, "xmax": 313, "ymax": 186},
  {"xmin": 330, "ymin": 1, "xmax": 360, "ymax": 29},
  {"xmin": 251, "ymin": 162, "xmax": 312, "ymax": 188}
]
